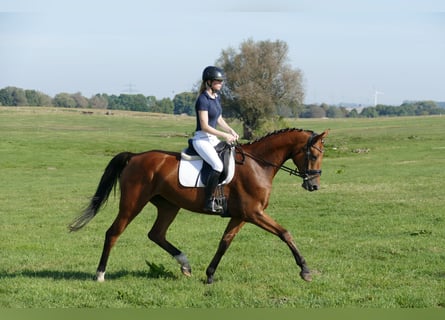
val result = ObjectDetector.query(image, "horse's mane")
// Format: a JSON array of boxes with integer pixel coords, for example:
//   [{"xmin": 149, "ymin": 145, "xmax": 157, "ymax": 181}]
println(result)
[{"xmin": 242, "ymin": 128, "xmax": 313, "ymax": 146}]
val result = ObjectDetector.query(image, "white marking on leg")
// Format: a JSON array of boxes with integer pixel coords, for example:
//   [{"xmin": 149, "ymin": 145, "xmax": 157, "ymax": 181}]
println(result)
[
  {"xmin": 174, "ymin": 253, "xmax": 191, "ymax": 276},
  {"xmin": 96, "ymin": 271, "xmax": 105, "ymax": 282},
  {"xmin": 174, "ymin": 253, "xmax": 189, "ymax": 266}
]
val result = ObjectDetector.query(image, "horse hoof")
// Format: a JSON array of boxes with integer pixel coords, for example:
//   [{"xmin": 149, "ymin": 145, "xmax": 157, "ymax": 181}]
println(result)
[
  {"xmin": 206, "ymin": 276, "xmax": 214, "ymax": 284},
  {"xmin": 300, "ymin": 271, "xmax": 312, "ymax": 282},
  {"xmin": 181, "ymin": 265, "xmax": 192, "ymax": 277}
]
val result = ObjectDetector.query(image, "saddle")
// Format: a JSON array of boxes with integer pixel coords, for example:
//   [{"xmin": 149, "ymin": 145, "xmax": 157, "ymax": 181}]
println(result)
[{"xmin": 178, "ymin": 140, "xmax": 235, "ymax": 188}]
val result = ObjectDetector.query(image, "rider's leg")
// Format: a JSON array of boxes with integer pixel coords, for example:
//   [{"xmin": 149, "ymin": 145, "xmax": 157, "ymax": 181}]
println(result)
[
  {"xmin": 192, "ymin": 133, "xmax": 224, "ymax": 213},
  {"xmin": 203, "ymin": 169, "xmax": 222, "ymax": 213}
]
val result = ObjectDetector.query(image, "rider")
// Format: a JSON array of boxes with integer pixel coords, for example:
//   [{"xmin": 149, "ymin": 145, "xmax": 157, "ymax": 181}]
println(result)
[{"xmin": 192, "ymin": 66, "xmax": 239, "ymax": 213}]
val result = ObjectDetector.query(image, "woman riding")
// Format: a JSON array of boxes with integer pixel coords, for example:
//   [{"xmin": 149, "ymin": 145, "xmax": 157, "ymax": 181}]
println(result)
[{"xmin": 192, "ymin": 66, "xmax": 239, "ymax": 213}]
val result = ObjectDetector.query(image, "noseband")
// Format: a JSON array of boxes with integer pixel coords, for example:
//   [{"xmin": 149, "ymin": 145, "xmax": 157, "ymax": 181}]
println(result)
[{"xmin": 235, "ymin": 132, "xmax": 323, "ymax": 182}]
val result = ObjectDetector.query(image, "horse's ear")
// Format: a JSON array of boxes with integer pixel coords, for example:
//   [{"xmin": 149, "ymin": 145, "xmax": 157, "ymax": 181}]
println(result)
[
  {"xmin": 314, "ymin": 129, "xmax": 329, "ymax": 144},
  {"xmin": 321, "ymin": 129, "xmax": 329, "ymax": 138}
]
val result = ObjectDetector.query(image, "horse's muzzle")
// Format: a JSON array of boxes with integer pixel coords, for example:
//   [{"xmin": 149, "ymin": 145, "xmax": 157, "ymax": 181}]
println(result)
[
  {"xmin": 301, "ymin": 170, "xmax": 321, "ymax": 192},
  {"xmin": 302, "ymin": 181, "xmax": 319, "ymax": 192},
  {"xmin": 301, "ymin": 176, "xmax": 320, "ymax": 192}
]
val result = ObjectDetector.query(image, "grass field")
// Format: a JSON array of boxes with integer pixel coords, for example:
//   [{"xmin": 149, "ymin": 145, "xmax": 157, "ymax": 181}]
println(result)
[{"xmin": 0, "ymin": 107, "xmax": 444, "ymax": 308}]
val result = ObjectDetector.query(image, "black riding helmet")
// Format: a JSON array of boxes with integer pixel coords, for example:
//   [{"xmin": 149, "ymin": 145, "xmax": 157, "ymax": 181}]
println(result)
[{"xmin": 202, "ymin": 66, "xmax": 225, "ymax": 82}]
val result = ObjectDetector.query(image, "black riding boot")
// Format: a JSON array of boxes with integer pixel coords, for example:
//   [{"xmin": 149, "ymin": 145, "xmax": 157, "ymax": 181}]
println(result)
[{"xmin": 204, "ymin": 170, "xmax": 223, "ymax": 213}]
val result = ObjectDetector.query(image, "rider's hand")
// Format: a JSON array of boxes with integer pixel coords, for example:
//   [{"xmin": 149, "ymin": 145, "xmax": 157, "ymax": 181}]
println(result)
[
  {"xmin": 229, "ymin": 129, "xmax": 239, "ymax": 141},
  {"xmin": 225, "ymin": 133, "xmax": 237, "ymax": 144}
]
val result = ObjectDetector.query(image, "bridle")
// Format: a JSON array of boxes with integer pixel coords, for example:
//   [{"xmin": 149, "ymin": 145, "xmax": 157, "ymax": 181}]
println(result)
[
  {"xmin": 299, "ymin": 132, "xmax": 323, "ymax": 181},
  {"xmin": 235, "ymin": 132, "xmax": 323, "ymax": 182}
]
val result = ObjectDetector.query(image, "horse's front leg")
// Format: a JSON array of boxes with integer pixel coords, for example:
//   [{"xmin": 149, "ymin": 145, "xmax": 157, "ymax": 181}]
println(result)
[
  {"xmin": 281, "ymin": 230, "xmax": 312, "ymax": 281},
  {"xmin": 249, "ymin": 212, "xmax": 312, "ymax": 282},
  {"xmin": 206, "ymin": 218, "xmax": 245, "ymax": 284}
]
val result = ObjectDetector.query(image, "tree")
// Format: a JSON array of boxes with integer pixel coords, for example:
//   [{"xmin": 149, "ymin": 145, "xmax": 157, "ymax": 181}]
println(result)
[
  {"xmin": 360, "ymin": 107, "xmax": 378, "ymax": 118},
  {"xmin": 72, "ymin": 92, "xmax": 89, "ymax": 108},
  {"xmin": 300, "ymin": 104, "xmax": 326, "ymax": 118},
  {"xmin": 53, "ymin": 93, "xmax": 76, "ymax": 108},
  {"xmin": 348, "ymin": 109, "xmax": 359, "ymax": 118},
  {"xmin": 413, "ymin": 100, "xmax": 440, "ymax": 115},
  {"xmin": 25, "ymin": 90, "xmax": 52, "ymax": 106},
  {"xmin": 126, "ymin": 94, "xmax": 149, "ymax": 112},
  {"xmin": 107, "ymin": 94, "xmax": 149, "ymax": 111},
  {"xmin": 89, "ymin": 94, "xmax": 108, "ymax": 109},
  {"xmin": 326, "ymin": 105, "xmax": 345, "ymax": 118},
  {"xmin": 173, "ymin": 92, "xmax": 196, "ymax": 115},
  {"xmin": 151, "ymin": 98, "xmax": 174, "ymax": 114},
  {"xmin": 146, "ymin": 96, "xmax": 157, "ymax": 111},
  {"xmin": 217, "ymin": 39, "xmax": 304, "ymax": 139},
  {"xmin": 0, "ymin": 87, "xmax": 28, "ymax": 106}
]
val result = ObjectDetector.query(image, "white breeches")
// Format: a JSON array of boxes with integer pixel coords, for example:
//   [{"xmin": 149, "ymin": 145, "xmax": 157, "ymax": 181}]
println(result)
[{"xmin": 192, "ymin": 131, "xmax": 223, "ymax": 172}]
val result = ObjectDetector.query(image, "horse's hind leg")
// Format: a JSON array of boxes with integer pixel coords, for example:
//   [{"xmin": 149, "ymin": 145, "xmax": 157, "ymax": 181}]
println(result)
[
  {"xmin": 148, "ymin": 197, "xmax": 191, "ymax": 276},
  {"xmin": 96, "ymin": 197, "xmax": 148, "ymax": 282}
]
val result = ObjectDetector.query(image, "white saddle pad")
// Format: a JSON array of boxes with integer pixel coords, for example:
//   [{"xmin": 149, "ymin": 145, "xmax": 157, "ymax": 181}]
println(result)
[{"xmin": 178, "ymin": 148, "xmax": 235, "ymax": 187}]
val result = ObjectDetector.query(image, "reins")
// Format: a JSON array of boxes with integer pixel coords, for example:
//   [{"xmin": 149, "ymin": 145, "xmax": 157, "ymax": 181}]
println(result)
[
  {"xmin": 234, "ymin": 132, "xmax": 322, "ymax": 181},
  {"xmin": 235, "ymin": 145, "xmax": 304, "ymax": 178}
]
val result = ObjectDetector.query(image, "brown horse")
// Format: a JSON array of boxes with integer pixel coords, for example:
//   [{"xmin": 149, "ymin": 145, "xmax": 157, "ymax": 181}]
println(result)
[{"xmin": 69, "ymin": 128, "xmax": 328, "ymax": 284}]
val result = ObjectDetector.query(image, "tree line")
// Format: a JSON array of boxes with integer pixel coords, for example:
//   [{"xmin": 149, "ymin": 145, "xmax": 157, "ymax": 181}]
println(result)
[
  {"xmin": 2, "ymin": 38, "xmax": 443, "ymax": 139},
  {"xmin": 0, "ymin": 86, "xmax": 197, "ymax": 115},
  {"xmin": 1, "ymin": 85, "xmax": 442, "ymax": 118}
]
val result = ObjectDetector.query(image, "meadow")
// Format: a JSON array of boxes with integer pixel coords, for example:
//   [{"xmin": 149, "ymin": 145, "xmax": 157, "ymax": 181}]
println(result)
[{"xmin": 0, "ymin": 107, "xmax": 444, "ymax": 308}]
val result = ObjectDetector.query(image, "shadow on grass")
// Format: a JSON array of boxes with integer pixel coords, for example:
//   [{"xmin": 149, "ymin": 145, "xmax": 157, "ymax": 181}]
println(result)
[{"xmin": 0, "ymin": 261, "xmax": 178, "ymax": 281}]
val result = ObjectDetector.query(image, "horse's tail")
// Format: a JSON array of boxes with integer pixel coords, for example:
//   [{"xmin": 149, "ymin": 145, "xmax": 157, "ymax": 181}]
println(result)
[{"xmin": 68, "ymin": 152, "xmax": 135, "ymax": 232}]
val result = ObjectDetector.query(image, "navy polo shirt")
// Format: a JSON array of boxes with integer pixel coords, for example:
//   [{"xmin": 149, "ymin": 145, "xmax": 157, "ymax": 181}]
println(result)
[{"xmin": 195, "ymin": 91, "xmax": 222, "ymax": 131}]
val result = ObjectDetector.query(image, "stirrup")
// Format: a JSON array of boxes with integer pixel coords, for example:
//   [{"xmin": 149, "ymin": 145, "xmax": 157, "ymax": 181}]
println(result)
[
  {"xmin": 204, "ymin": 199, "xmax": 223, "ymax": 213},
  {"xmin": 214, "ymin": 185, "xmax": 230, "ymax": 217}
]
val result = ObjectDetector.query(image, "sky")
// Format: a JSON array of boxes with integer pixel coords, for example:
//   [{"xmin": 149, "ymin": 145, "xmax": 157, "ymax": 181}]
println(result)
[{"xmin": 1, "ymin": 0, "xmax": 444, "ymax": 106}]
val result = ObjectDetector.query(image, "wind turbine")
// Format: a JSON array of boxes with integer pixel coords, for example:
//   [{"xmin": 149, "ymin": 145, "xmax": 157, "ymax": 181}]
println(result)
[{"xmin": 374, "ymin": 90, "xmax": 384, "ymax": 106}]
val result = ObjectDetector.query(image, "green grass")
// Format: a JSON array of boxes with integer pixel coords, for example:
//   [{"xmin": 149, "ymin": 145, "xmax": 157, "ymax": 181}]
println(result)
[{"xmin": 0, "ymin": 107, "xmax": 444, "ymax": 308}]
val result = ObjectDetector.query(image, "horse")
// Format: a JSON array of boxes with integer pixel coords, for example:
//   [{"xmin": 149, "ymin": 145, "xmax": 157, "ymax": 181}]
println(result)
[{"xmin": 69, "ymin": 128, "xmax": 329, "ymax": 284}]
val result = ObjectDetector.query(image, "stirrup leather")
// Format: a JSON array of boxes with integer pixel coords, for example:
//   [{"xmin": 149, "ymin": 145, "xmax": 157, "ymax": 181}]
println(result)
[{"xmin": 214, "ymin": 185, "xmax": 229, "ymax": 216}]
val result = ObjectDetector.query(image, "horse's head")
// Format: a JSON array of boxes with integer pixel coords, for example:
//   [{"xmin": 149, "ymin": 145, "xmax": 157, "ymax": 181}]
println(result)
[{"xmin": 293, "ymin": 130, "xmax": 329, "ymax": 192}]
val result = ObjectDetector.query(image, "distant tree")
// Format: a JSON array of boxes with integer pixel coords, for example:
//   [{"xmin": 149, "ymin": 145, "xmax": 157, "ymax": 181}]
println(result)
[
  {"xmin": 300, "ymin": 104, "xmax": 326, "ymax": 118},
  {"xmin": 146, "ymin": 96, "xmax": 157, "ymax": 111},
  {"xmin": 25, "ymin": 90, "xmax": 41, "ymax": 106},
  {"xmin": 53, "ymin": 93, "xmax": 76, "ymax": 108},
  {"xmin": 25, "ymin": 89, "xmax": 52, "ymax": 106},
  {"xmin": 311, "ymin": 105, "xmax": 326, "ymax": 118},
  {"xmin": 0, "ymin": 88, "xmax": 11, "ymax": 105},
  {"xmin": 320, "ymin": 103, "xmax": 329, "ymax": 113},
  {"xmin": 0, "ymin": 87, "xmax": 28, "ymax": 106},
  {"xmin": 397, "ymin": 103, "xmax": 416, "ymax": 116},
  {"xmin": 107, "ymin": 94, "xmax": 148, "ymax": 111},
  {"xmin": 376, "ymin": 104, "xmax": 399, "ymax": 116},
  {"xmin": 118, "ymin": 94, "xmax": 133, "ymax": 111},
  {"xmin": 151, "ymin": 98, "xmax": 174, "ymax": 114},
  {"xmin": 107, "ymin": 94, "xmax": 121, "ymax": 110},
  {"xmin": 326, "ymin": 106, "xmax": 345, "ymax": 118},
  {"xmin": 413, "ymin": 100, "xmax": 440, "ymax": 115},
  {"xmin": 360, "ymin": 107, "xmax": 378, "ymax": 118},
  {"xmin": 89, "ymin": 94, "xmax": 109, "ymax": 109},
  {"xmin": 217, "ymin": 39, "xmax": 304, "ymax": 139},
  {"xmin": 72, "ymin": 92, "xmax": 89, "ymax": 108},
  {"xmin": 127, "ymin": 94, "xmax": 149, "ymax": 112},
  {"xmin": 348, "ymin": 109, "xmax": 359, "ymax": 118},
  {"xmin": 173, "ymin": 92, "xmax": 196, "ymax": 115}
]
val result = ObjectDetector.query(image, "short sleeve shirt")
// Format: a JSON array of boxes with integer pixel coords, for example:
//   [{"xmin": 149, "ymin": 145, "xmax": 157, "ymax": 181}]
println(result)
[{"xmin": 195, "ymin": 91, "xmax": 222, "ymax": 131}]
